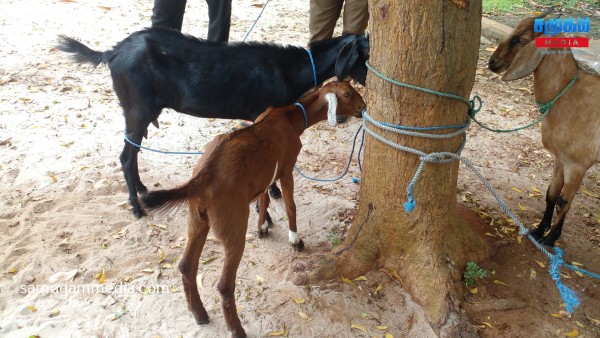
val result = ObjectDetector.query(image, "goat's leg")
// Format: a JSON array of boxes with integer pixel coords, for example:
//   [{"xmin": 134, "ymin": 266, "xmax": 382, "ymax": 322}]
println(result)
[
  {"xmin": 530, "ymin": 160, "xmax": 564, "ymax": 240},
  {"xmin": 120, "ymin": 131, "xmax": 147, "ymax": 218},
  {"xmin": 257, "ymin": 193, "xmax": 272, "ymax": 238},
  {"xmin": 280, "ymin": 172, "xmax": 304, "ymax": 251},
  {"xmin": 539, "ymin": 163, "xmax": 586, "ymax": 247},
  {"xmin": 214, "ymin": 208, "xmax": 248, "ymax": 338},
  {"xmin": 179, "ymin": 207, "xmax": 211, "ymax": 324}
]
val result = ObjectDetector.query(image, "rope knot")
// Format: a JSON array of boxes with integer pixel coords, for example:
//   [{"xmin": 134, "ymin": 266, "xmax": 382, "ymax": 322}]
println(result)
[
  {"xmin": 468, "ymin": 95, "xmax": 482, "ymax": 117},
  {"xmin": 549, "ymin": 247, "xmax": 580, "ymax": 314}
]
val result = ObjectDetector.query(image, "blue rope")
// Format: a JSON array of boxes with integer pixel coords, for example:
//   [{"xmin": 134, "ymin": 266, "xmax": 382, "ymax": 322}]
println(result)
[
  {"xmin": 294, "ymin": 125, "xmax": 363, "ymax": 182},
  {"xmin": 124, "ymin": 133, "xmax": 203, "ymax": 155},
  {"xmin": 549, "ymin": 247, "xmax": 581, "ymax": 313},
  {"xmin": 241, "ymin": 0, "xmax": 270, "ymax": 42},
  {"xmin": 305, "ymin": 49, "xmax": 318, "ymax": 88},
  {"xmin": 294, "ymin": 102, "xmax": 308, "ymax": 130}
]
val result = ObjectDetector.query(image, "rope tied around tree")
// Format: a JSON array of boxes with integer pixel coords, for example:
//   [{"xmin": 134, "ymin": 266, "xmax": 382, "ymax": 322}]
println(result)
[{"xmin": 364, "ymin": 60, "xmax": 598, "ymax": 314}]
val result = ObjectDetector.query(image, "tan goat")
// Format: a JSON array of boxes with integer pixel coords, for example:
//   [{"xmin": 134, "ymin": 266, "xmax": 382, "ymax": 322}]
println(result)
[
  {"xmin": 488, "ymin": 15, "xmax": 600, "ymax": 247},
  {"xmin": 139, "ymin": 81, "xmax": 365, "ymax": 337}
]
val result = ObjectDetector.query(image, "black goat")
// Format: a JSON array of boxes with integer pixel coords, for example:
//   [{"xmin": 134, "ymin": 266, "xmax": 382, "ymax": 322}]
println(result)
[{"xmin": 56, "ymin": 27, "xmax": 370, "ymax": 218}]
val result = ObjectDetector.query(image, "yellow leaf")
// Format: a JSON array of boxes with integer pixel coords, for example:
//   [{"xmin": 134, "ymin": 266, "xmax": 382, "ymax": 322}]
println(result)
[
  {"xmin": 375, "ymin": 283, "xmax": 382, "ymax": 294},
  {"xmin": 570, "ymin": 261, "xmax": 584, "ymax": 267},
  {"xmin": 97, "ymin": 268, "xmax": 106, "ymax": 284},
  {"xmin": 256, "ymin": 275, "xmax": 265, "ymax": 284},
  {"xmin": 535, "ymin": 260, "xmax": 546, "ymax": 268},
  {"xmin": 353, "ymin": 275, "xmax": 367, "ymax": 282},
  {"xmin": 574, "ymin": 271, "xmax": 583, "ymax": 278},
  {"xmin": 266, "ymin": 327, "xmax": 287, "ymax": 336},
  {"xmin": 586, "ymin": 315, "xmax": 600, "ymax": 325},
  {"xmin": 493, "ymin": 280, "xmax": 509, "ymax": 287},
  {"xmin": 469, "ymin": 287, "xmax": 478, "ymax": 294},
  {"xmin": 563, "ymin": 328, "xmax": 579, "ymax": 337},
  {"xmin": 351, "ymin": 323, "xmax": 367, "ymax": 333},
  {"xmin": 582, "ymin": 190, "xmax": 598, "ymax": 198},
  {"xmin": 518, "ymin": 203, "xmax": 526, "ymax": 211},
  {"xmin": 293, "ymin": 298, "xmax": 305, "ymax": 304},
  {"xmin": 141, "ymin": 268, "xmax": 154, "ymax": 273},
  {"xmin": 378, "ymin": 268, "xmax": 402, "ymax": 284},
  {"xmin": 8, "ymin": 267, "xmax": 17, "ymax": 273},
  {"xmin": 511, "ymin": 187, "xmax": 522, "ymax": 193},
  {"xmin": 551, "ymin": 313, "xmax": 563, "ymax": 318},
  {"xmin": 482, "ymin": 322, "xmax": 493, "ymax": 328},
  {"xmin": 376, "ymin": 326, "xmax": 389, "ymax": 330},
  {"xmin": 342, "ymin": 276, "xmax": 355, "ymax": 286},
  {"xmin": 160, "ymin": 263, "xmax": 173, "ymax": 269},
  {"xmin": 385, "ymin": 333, "xmax": 394, "ymax": 338},
  {"xmin": 27, "ymin": 305, "xmax": 37, "ymax": 312},
  {"xmin": 485, "ymin": 47, "xmax": 497, "ymax": 52},
  {"xmin": 49, "ymin": 174, "xmax": 57, "ymax": 183},
  {"xmin": 197, "ymin": 273, "xmax": 203, "ymax": 290},
  {"xmin": 159, "ymin": 249, "xmax": 166, "ymax": 263},
  {"xmin": 298, "ymin": 311, "xmax": 311, "ymax": 321},
  {"xmin": 530, "ymin": 269, "xmax": 537, "ymax": 280},
  {"xmin": 517, "ymin": 236, "xmax": 522, "ymax": 244},
  {"xmin": 530, "ymin": 186, "xmax": 541, "ymax": 193}
]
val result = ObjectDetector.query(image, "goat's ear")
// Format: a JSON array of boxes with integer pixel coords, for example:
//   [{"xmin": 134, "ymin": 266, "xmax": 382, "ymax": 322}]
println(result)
[
  {"xmin": 502, "ymin": 42, "xmax": 545, "ymax": 81},
  {"xmin": 335, "ymin": 39, "xmax": 359, "ymax": 81},
  {"xmin": 326, "ymin": 93, "xmax": 338, "ymax": 127}
]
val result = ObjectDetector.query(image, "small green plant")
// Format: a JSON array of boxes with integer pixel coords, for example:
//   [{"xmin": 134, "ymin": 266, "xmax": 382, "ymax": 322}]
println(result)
[
  {"xmin": 326, "ymin": 231, "xmax": 342, "ymax": 248},
  {"xmin": 464, "ymin": 261, "xmax": 488, "ymax": 286}
]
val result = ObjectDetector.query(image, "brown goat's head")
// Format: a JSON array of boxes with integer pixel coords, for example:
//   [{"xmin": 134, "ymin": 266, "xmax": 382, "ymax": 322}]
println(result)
[
  {"xmin": 488, "ymin": 10, "xmax": 555, "ymax": 80},
  {"xmin": 322, "ymin": 81, "xmax": 366, "ymax": 126},
  {"xmin": 488, "ymin": 17, "xmax": 542, "ymax": 74}
]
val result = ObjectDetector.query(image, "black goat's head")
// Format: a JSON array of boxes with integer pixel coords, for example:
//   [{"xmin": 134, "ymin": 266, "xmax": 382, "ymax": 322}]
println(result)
[{"xmin": 334, "ymin": 34, "xmax": 370, "ymax": 85}]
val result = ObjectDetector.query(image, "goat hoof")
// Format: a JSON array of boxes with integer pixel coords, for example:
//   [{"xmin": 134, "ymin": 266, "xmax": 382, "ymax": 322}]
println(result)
[
  {"xmin": 132, "ymin": 208, "xmax": 147, "ymax": 219},
  {"xmin": 258, "ymin": 229, "xmax": 269, "ymax": 238},
  {"xmin": 231, "ymin": 330, "xmax": 247, "ymax": 338},
  {"xmin": 292, "ymin": 239, "xmax": 305, "ymax": 252},
  {"xmin": 268, "ymin": 185, "xmax": 282, "ymax": 199},
  {"xmin": 193, "ymin": 312, "xmax": 209, "ymax": 325}
]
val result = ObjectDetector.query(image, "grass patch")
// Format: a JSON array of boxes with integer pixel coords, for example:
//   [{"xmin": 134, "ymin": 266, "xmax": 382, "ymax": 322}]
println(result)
[{"xmin": 483, "ymin": 0, "xmax": 524, "ymax": 13}]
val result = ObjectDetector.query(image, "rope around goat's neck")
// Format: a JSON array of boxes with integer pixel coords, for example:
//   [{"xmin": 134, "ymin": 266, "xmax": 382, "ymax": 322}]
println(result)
[
  {"xmin": 293, "ymin": 102, "xmax": 309, "ymax": 130},
  {"xmin": 305, "ymin": 49, "xmax": 317, "ymax": 88},
  {"xmin": 536, "ymin": 69, "xmax": 580, "ymax": 115}
]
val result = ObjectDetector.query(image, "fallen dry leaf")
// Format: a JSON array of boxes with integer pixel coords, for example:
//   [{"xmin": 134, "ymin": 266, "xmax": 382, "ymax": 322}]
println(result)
[
  {"xmin": 563, "ymin": 328, "xmax": 579, "ymax": 337},
  {"xmin": 350, "ymin": 323, "xmax": 367, "ymax": 333},
  {"xmin": 493, "ymin": 279, "xmax": 509, "ymax": 287},
  {"xmin": 341, "ymin": 276, "xmax": 355, "ymax": 286}
]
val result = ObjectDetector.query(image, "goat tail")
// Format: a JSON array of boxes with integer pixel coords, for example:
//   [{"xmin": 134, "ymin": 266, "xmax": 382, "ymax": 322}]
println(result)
[
  {"xmin": 139, "ymin": 186, "xmax": 192, "ymax": 214},
  {"xmin": 56, "ymin": 35, "xmax": 108, "ymax": 66}
]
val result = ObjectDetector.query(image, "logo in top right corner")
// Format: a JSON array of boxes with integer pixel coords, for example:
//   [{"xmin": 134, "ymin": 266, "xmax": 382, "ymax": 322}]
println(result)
[{"xmin": 534, "ymin": 17, "xmax": 590, "ymax": 48}]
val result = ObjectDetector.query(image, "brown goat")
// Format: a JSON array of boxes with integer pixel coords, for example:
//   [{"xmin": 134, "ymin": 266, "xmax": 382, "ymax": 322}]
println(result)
[
  {"xmin": 488, "ymin": 15, "xmax": 600, "ymax": 247},
  {"xmin": 139, "ymin": 81, "xmax": 365, "ymax": 337}
]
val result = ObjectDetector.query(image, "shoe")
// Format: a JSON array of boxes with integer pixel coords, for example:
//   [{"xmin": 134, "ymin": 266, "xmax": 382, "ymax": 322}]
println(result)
[{"xmin": 336, "ymin": 115, "xmax": 348, "ymax": 123}]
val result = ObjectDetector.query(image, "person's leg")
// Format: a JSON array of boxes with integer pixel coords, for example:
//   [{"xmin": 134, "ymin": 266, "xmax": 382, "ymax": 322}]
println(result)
[
  {"xmin": 341, "ymin": 0, "xmax": 369, "ymax": 36},
  {"xmin": 206, "ymin": 0, "xmax": 232, "ymax": 42},
  {"xmin": 151, "ymin": 0, "xmax": 187, "ymax": 31},
  {"xmin": 309, "ymin": 0, "xmax": 343, "ymax": 43}
]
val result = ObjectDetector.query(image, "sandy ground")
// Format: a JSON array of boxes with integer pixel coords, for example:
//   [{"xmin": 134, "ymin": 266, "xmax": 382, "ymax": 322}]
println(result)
[{"xmin": 0, "ymin": 1, "xmax": 598, "ymax": 337}]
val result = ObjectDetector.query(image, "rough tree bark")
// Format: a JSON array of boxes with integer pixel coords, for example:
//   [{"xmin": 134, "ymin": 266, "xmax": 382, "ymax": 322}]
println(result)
[{"xmin": 294, "ymin": 0, "xmax": 490, "ymax": 335}]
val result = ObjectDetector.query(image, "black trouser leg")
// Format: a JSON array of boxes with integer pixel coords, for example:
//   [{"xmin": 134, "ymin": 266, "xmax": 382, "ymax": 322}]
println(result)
[
  {"xmin": 152, "ymin": 0, "xmax": 187, "ymax": 31},
  {"xmin": 206, "ymin": 0, "xmax": 232, "ymax": 42}
]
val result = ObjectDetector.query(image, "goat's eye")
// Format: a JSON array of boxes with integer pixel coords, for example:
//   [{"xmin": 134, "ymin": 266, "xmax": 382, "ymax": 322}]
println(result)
[
  {"xmin": 343, "ymin": 91, "xmax": 350, "ymax": 97},
  {"xmin": 519, "ymin": 38, "xmax": 527, "ymax": 44}
]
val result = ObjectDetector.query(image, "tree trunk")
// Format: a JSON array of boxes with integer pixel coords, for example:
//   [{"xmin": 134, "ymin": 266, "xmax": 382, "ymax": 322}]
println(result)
[{"xmin": 294, "ymin": 0, "xmax": 490, "ymax": 334}]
